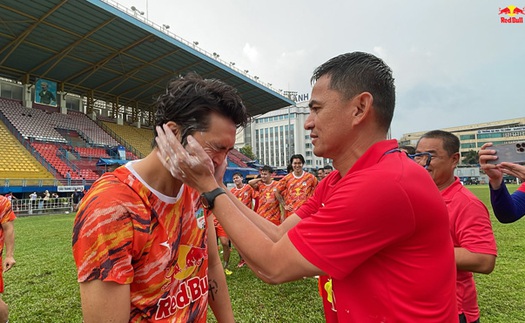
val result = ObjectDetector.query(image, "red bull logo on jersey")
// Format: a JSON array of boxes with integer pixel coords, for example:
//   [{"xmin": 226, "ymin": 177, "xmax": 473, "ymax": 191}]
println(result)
[
  {"xmin": 163, "ymin": 245, "xmax": 208, "ymax": 291},
  {"xmin": 499, "ymin": 5, "xmax": 525, "ymax": 23},
  {"xmin": 155, "ymin": 275, "xmax": 209, "ymax": 319}
]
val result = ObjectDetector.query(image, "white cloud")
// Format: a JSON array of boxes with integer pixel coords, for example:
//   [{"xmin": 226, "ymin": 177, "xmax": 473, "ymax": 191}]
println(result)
[
  {"xmin": 116, "ymin": 0, "xmax": 525, "ymax": 141},
  {"xmin": 242, "ymin": 43, "xmax": 259, "ymax": 64}
]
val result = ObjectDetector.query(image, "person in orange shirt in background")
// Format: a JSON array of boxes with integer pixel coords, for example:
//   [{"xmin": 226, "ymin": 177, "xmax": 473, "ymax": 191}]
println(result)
[
  {"xmin": 228, "ymin": 172, "xmax": 255, "ymax": 268},
  {"xmin": 0, "ymin": 195, "xmax": 16, "ymax": 323},
  {"xmin": 249, "ymin": 166, "xmax": 283, "ymax": 226},
  {"xmin": 276, "ymin": 154, "xmax": 318, "ymax": 220}
]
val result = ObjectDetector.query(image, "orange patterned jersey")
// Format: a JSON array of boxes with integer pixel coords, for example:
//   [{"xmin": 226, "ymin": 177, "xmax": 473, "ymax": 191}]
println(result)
[
  {"xmin": 254, "ymin": 181, "xmax": 281, "ymax": 225},
  {"xmin": 72, "ymin": 163, "xmax": 209, "ymax": 322},
  {"xmin": 0, "ymin": 195, "xmax": 15, "ymax": 293},
  {"xmin": 230, "ymin": 184, "xmax": 255, "ymax": 209},
  {"xmin": 277, "ymin": 171, "xmax": 318, "ymax": 218}
]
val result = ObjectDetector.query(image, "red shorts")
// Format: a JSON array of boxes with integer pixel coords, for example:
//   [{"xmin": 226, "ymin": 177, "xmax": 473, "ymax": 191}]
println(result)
[{"xmin": 215, "ymin": 224, "xmax": 228, "ymax": 238}]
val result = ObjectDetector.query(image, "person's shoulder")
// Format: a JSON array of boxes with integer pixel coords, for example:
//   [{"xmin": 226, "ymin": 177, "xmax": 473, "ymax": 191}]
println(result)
[
  {"xmin": 305, "ymin": 172, "xmax": 317, "ymax": 180},
  {"xmin": 85, "ymin": 172, "xmax": 146, "ymax": 205},
  {"xmin": 454, "ymin": 183, "xmax": 488, "ymax": 210}
]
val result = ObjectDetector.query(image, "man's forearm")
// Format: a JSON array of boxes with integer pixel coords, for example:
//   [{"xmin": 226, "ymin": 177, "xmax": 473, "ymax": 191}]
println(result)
[
  {"xmin": 454, "ymin": 247, "xmax": 496, "ymax": 274},
  {"xmin": 2, "ymin": 222, "xmax": 14, "ymax": 257},
  {"xmin": 490, "ymin": 182, "xmax": 523, "ymax": 223},
  {"xmin": 274, "ymin": 190, "xmax": 286, "ymax": 208},
  {"xmin": 208, "ymin": 261, "xmax": 234, "ymax": 322}
]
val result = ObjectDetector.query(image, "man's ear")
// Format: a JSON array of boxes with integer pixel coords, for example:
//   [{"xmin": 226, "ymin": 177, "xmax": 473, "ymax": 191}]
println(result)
[
  {"xmin": 351, "ymin": 92, "xmax": 374, "ymax": 125},
  {"xmin": 451, "ymin": 152, "xmax": 460, "ymax": 167},
  {"xmin": 164, "ymin": 121, "xmax": 183, "ymax": 142}
]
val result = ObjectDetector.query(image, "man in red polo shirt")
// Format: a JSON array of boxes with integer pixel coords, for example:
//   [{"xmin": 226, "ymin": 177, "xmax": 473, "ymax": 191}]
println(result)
[
  {"xmin": 156, "ymin": 52, "xmax": 458, "ymax": 322},
  {"xmin": 416, "ymin": 130, "xmax": 497, "ymax": 323}
]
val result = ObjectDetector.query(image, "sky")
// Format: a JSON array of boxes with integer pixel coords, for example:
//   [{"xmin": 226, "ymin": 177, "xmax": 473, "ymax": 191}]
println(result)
[{"xmin": 114, "ymin": 0, "xmax": 524, "ymax": 140}]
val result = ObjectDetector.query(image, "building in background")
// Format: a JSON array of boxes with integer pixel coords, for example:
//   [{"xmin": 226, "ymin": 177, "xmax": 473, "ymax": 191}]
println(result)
[
  {"xmin": 237, "ymin": 100, "xmax": 331, "ymax": 170},
  {"xmin": 399, "ymin": 117, "xmax": 525, "ymax": 160}
]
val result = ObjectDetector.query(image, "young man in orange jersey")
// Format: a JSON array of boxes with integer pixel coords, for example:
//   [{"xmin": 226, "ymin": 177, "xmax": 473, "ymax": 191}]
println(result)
[
  {"xmin": 249, "ymin": 166, "xmax": 283, "ymax": 226},
  {"xmin": 72, "ymin": 73, "xmax": 248, "ymax": 322},
  {"xmin": 275, "ymin": 154, "xmax": 318, "ymax": 220},
  {"xmin": 229, "ymin": 172, "xmax": 254, "ymax": 268}
]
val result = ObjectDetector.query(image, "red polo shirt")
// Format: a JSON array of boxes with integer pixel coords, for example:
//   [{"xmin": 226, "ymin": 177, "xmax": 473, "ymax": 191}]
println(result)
[{"xmin": 289, "ymin": 140, "xmax": 457, "ymax": 322}]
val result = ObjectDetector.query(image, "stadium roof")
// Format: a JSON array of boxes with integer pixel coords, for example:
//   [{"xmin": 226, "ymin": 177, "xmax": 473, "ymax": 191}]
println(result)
[{"xmin": 0, "ymin": 0, "xmax": 294, "ymax": 115}]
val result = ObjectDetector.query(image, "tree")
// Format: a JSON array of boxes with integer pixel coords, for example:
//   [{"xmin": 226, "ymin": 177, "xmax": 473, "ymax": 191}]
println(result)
[
  {"xmin": 462, "ymin": 149, "xmax": 479, "ymax": 165},
  {"xmin": 239, "ymin": 145, "xmax": 257, "ymax": 160}
]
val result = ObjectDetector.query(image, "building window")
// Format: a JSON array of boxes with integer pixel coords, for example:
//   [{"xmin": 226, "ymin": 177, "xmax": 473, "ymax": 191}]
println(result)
[
  {"xmin": 478, "ymin": 133, "xmax": 503, "ymax": 139},
  {"xmin": 460, "ymin": 134, "xmax": 475, "ymax": 140}
]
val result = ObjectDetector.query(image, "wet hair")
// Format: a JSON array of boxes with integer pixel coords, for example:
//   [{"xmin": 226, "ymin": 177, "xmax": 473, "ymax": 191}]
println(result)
[
  {"xmin": 311, "ymin": 52, "xmax": 396, "ymax": 131},
  {"xmin": 417, "ymin": 130, "xmax": 459, "ymax": 156},
  {"xmin": 290, "ymin": 154, "xmax": 305, "ymax": 164},
  {"xmin": 261, "ymin": 165, "xmax": 273, "ymax": 173},
  {"xmin": 153, "ymin": 72, "xmax": 249, "ymax": 146}
]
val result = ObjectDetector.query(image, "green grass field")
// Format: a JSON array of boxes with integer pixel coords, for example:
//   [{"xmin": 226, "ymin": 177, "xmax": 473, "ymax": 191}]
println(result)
[{"xmin": 4, "ymin": 185, "xmax": 525, "ymax": 322}]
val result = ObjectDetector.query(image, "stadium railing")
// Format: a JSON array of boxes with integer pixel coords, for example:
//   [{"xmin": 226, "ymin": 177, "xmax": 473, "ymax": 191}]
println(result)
[{"xmin": 11, "ymin": 197, "xmax": 74, "ymax": 216}]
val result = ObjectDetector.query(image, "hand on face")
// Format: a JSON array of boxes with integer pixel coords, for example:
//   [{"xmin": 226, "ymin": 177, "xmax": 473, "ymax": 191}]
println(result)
[{"xmin": 155, "ymin": 125, "xmax": 219, "ymax": 193}]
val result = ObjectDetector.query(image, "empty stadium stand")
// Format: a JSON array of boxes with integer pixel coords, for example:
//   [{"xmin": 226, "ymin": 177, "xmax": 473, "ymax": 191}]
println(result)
[
  {"xmin": 30, "ymin": 142, "xmax": 82, "ymax": 180},
  {"xmin": 0, "ymin": 120, "xmax": 54, "ymax": 180},
  {"xmin": 0, "ymin": 99, "xmax": 132, "ymax": 183},
  {"xmin": 0, "ymin": 98, "xmax": 254, "ymax": 185},
  {"xmin": 102, "ymin": 121, "xmax": 154, "ymax": 157},
  {"xmin": 0, "ymin": 99, "xmax": 118, "ymax": 146}
]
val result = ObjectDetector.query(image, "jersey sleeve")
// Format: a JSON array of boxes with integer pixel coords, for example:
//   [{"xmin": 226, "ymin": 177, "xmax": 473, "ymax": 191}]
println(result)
[
  {"xmin": 0, "ymin": 198, "xmax": 16, "ymax": 223},
  {"xmin": 490, "ymin": 182, "xmax": 525, "ymax": 223},
  {"xmin": 276, "ymin": 176, "xmax": 287, "ymax": 195},
  {"xmin": 72, "ymin": 180, "xmax": 147, "ymax": 284}
]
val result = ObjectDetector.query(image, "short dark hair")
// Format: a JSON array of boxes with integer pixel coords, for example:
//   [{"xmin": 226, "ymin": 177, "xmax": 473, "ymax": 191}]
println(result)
[
  {"xmin": 323, "ymin": 165, "xmax": 333, "ymax": 171},
  {"xmin": 311, "ymin": 52, "xmax": 396, "ymax": 131},
  {"xmin": 261, "ymin": 165, "xmax": 273, "ymax": 173},
  {"xmin": 232, "ymin": 172, "xmax": 243, "ymax": 178},
  {"xmin": 290, "ymin": 154, "xmax": 305, "ymax": 164},
  {"xmin": 399, "ymin": 145, "xmax": 416, "ymax": 155},
  {"xmin": 153, "ymin": 72, "xmax": 249, "ymax": 146},
  {"xmin": 417, "ymin": 130, "xmax": 459, "ymax": 156}
]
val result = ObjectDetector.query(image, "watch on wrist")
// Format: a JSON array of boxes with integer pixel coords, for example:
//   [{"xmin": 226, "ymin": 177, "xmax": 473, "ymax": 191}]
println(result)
[{"xmin": 200, "ymin": 187, "xmax": 226, "ymax": 210}]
